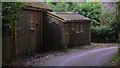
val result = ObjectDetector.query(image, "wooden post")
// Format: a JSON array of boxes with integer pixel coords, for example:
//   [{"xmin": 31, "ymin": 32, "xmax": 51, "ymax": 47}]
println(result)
[
  {"xmin": 13, "ymin": 21, "xmax": 18, "ymax": 59},
  {"xmin": 89, "ymin": 22, "xmax": 91, "ymax": 45},
  {"xmin": 41, "ymin": 12, "xmax": 43, "ymax": 51},
  {"xmin": 65, "ymin": 24, "xmax": 68, "ymax": 49}
]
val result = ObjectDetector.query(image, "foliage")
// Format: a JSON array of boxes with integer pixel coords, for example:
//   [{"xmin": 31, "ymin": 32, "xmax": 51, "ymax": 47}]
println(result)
[
  {"xmin": 47, "ymin": 2, "xmax": 119, "ymax": 43},
  {"xmin": 47, "ymin": 2, "xmax": 77, "ymax": 12},
  {"xmin": 117, "ymin": 2, "xmax": 120, "ymax": 32},
  {"xmin": 74, "ymin": 2, "xmax": 102, "ymax": 26},
  {"xmin": 2, "ymin": 2, "xmax": 24, "ymax": 29},
  {"xmin": 111, "ymin": 53, "xmax": 120, "ymax": 66},
  {"xmin": 91, "ymin": 4, "xmax": 118, "ymax": 42},
  {"xmin": 47, "ymin": 2, "xmax": 101, "ymax": 26},
  {"xmin": 117, "ymin": 2, "xmax": 120, "ymax": 66}
]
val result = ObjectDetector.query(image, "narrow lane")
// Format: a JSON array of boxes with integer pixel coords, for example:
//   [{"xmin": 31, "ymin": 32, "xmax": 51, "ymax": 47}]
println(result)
[{"xmin": 34, "ymin": 47, "xmax": 117, "ymax": 66}]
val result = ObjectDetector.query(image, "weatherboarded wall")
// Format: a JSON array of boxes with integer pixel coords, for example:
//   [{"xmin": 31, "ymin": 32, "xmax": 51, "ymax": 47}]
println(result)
[
  {"xmin": 43, "ymin": 12, "xmax": 91, "ymax": 50},
  {"xmin": 43, "ymin": 13, "xmax": 66, "ymax": 50},
  {"xmin": 2, "ymin": 2, "xmax": 52, "ymax": 65},
  {"xmin": 67, "ymin": 22, "xmax": 91, "ymax": 48},
  {"xmin": 2, "ymin": 26, "xmax": 14, "ymax": 64},
  {"xmin": 16, "ymin": 10, "xmax": 42, "ymax": 57}
]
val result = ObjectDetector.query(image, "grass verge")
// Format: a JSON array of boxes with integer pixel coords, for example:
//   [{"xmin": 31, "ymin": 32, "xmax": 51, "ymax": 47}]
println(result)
[{"xmin": 111, "ymin": 52, "xmax": 120, "ymax": 66}]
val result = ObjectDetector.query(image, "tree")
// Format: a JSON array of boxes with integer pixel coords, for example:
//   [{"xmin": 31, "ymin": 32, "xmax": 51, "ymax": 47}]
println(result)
[
  {"xmin": 47, "ymin": 2, "xmax": 101, "ymax": 26},
  {"xmin": 2, "ymin": 2, "xmax": 24, "ymax": 29},
  {"xmin": 47, "ymin": 2, "xmax": 118, "ymax": 43}
]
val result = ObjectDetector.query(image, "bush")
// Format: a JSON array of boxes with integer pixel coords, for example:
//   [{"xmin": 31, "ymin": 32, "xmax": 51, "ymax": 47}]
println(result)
[
  {"xmin": 48, "ymin": 2, "xmax": 118, "ymax": 43},
  {"xmin": 2, "ymin": 2, "xmax": 24, "ymax": 29}
]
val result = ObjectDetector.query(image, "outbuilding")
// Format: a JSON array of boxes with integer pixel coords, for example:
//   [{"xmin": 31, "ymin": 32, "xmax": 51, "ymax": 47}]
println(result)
[
  {"xmin": 7, "ymin": 2, "xmax": 52, "ymax": 59},
  {"xmin": 43, "ymin": 12, "xmax": 91, "ymax": 50},
  {"xmin": 15, "ymin": 2, "xmax": 52, "ymax": 56},
  {"xmin": 3, "ymin": 2, "xmax": 52, "ymax": 64}
]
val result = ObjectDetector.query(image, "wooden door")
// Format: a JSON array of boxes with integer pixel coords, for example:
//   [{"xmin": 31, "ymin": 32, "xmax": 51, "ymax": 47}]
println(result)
[
  {"xmin": 35, "ymin": 12, "xmax": 41, "ymax": 51},
  {"xmin": 16, "ymin": 10, "xmax": 42, "ymax": 56},
  {"xmin": 30, "ymin": 11, "xmax": 37, "ymax": 52},
  {"xmin": 30, "ymin": 11, "xmax": 42, "ymax": 52}
]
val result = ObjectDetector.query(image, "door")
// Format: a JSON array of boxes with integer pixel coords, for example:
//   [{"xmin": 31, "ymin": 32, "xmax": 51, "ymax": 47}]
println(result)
[
  {"xmin": 35, "ymin": 12, "xmax": 41, "ymax": 51},
  {"xmin": 30, "ymin": 11, "xmax": 37, "ymax": 52},
  {"xmin": 30, "ymin": 11, "xmax": 42, "ymax": 52}
]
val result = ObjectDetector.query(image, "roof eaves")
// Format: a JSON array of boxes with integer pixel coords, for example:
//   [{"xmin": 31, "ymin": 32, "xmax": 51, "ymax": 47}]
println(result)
[
  {"xmin": 24, "ymin": 2, "xmax": 52, "ymax": 11},
  {"xmin": 47, "ymin": 12, "xmax": 91, "ymax": 23},
  {"xmin": 46, "ymin": 11, "xmax": 65, "ymax": 22},
  {"xmin": 65, "ymin": 19, "xmax": 91, "ymax": 22},
  {"xmin": 24, "ymin": 5, "xmax": 52, "ymax": 11}
]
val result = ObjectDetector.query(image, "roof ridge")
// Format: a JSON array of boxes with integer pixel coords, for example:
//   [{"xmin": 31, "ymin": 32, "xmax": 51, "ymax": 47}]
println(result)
[
  {"xmin": 55, "ymin": 12, "xmax": 79, "ymax": 14},
  {"xmin": 47, "ymin": 11, "xmax": 90, "ymax": 22}
]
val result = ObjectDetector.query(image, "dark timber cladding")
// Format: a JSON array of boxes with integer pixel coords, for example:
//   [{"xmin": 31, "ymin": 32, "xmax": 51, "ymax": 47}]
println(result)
[
  {"xmin": 44, "ymin": 12, "xmax": 91, "ymax": 50},
  {"xmin": 15, "ymin": 2, "xmax": 52, "ymax": 57}
]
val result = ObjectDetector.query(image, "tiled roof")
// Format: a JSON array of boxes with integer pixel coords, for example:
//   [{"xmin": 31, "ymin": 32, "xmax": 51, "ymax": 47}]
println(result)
[
  {"xmin": 24, "ymin": 2, "xmax": 52, "ymax": 10},
  {"xmin": 48, "ymin": 12, "xmax": 90, "ymax": 21}
]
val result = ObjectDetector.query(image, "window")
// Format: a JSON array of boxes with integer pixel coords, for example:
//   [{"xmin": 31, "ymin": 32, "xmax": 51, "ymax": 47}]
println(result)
[
  {"xmin": 72, "ymin": 22, "xmax": 75, "ymax": 30},
  {"xmin": 80, "ymin": 25, "xmax": 83, "ymax": 33},
  {"xmin": 65, "ymin": 24, "xmax": 68, "ymax": 35},
  {"xmin": 76, "ymin": 25, "xmax": 80, "ymax": 33},
  {"xmin": 30, "ymin": 16, "xmax": 34, "ymax": 31}
]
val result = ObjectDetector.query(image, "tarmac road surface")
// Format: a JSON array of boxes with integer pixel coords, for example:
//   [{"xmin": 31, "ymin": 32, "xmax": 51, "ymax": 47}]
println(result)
[{"xmin": 34, "ymin": 47, "xmax": 117, "ymax": 66}]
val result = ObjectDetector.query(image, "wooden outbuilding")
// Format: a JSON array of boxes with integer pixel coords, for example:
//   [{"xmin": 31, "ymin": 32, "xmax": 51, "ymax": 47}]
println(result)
[
  {"xmin": 10, "ymin": 2, "xmax": 52, "ymax": 58},
  {"xmin": 3, "ymin": 2, "xmax": 52, "ymax": 64},
  {"xmin": 43, "ymin": 12, "xmax": 91, "ymax": 50},
  {"xmin": 15, "ymin": 2, "xmax": 52, "ymax": 57},
  {"xmin": 3, "ymin": 2, "xmax": 91, "ymax": 65}
]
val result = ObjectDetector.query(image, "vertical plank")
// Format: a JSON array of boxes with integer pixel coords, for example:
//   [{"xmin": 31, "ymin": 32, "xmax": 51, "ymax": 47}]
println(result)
[
  {"xmin": 65, "ymin": 23, "xmax": 68, "ymax": 48},
  {"xmin": 41, "ymin": 12, "xmax": 43, "ymax": 51},
  {"xmin": 89, "ymin": 22, "xmax": 91, "ymax": 44},
  {"xmin": 0, "ymin": 11, "xmax": 2, "ymax": 67},
  {"xmin": 31, "ymin": 11, "xmax": 37, "ymax": 52},
  {"xmin": 13, "ymin": 20, "xmax": 18, "ymax": 58}
]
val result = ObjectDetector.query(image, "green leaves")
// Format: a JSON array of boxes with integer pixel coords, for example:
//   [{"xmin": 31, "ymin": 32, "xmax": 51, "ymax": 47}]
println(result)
[
  {"xmin": 47, "ymin": 2, "xmax": 118, "ymax": 42},
  {"xmin": 47, "ymin": 2, "xmax": 101, "ymax": 25},
  {"xmin": 2, "ymin": 2, "xmax": 24, "ymax": 28},
  {"xmin": 78, "ymin": 2, "xmax": 101, "ymax": 23},
  {"xmin": 47, "ymin": 2, "xmax": 75, "ymax": 12}
]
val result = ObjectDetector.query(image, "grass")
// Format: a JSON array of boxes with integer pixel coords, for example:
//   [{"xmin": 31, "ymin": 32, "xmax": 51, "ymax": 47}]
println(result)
[{"xmin": 111, "ymin": 52, "xmax": 120, "ymax": 66}]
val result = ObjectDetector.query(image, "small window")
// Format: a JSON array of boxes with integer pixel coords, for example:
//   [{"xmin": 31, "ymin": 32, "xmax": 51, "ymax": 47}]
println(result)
[
  {"xmin": 76, "ymin": 25, "xmax": 80, "ymax": 33},
  {"xmin": 65, "ymin": 24, "xmax": 68, "ymax": 35},
  {"xmin": 80, "ymin": 25, "xmax": 83, "ymax": 33},
  {"xmin": 30, "ymin": 16, "xmax": 34, "ymax": 31},
  {"xmin": 72, "ymin": 22, "xmax": 75, "ymax": 30}
]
